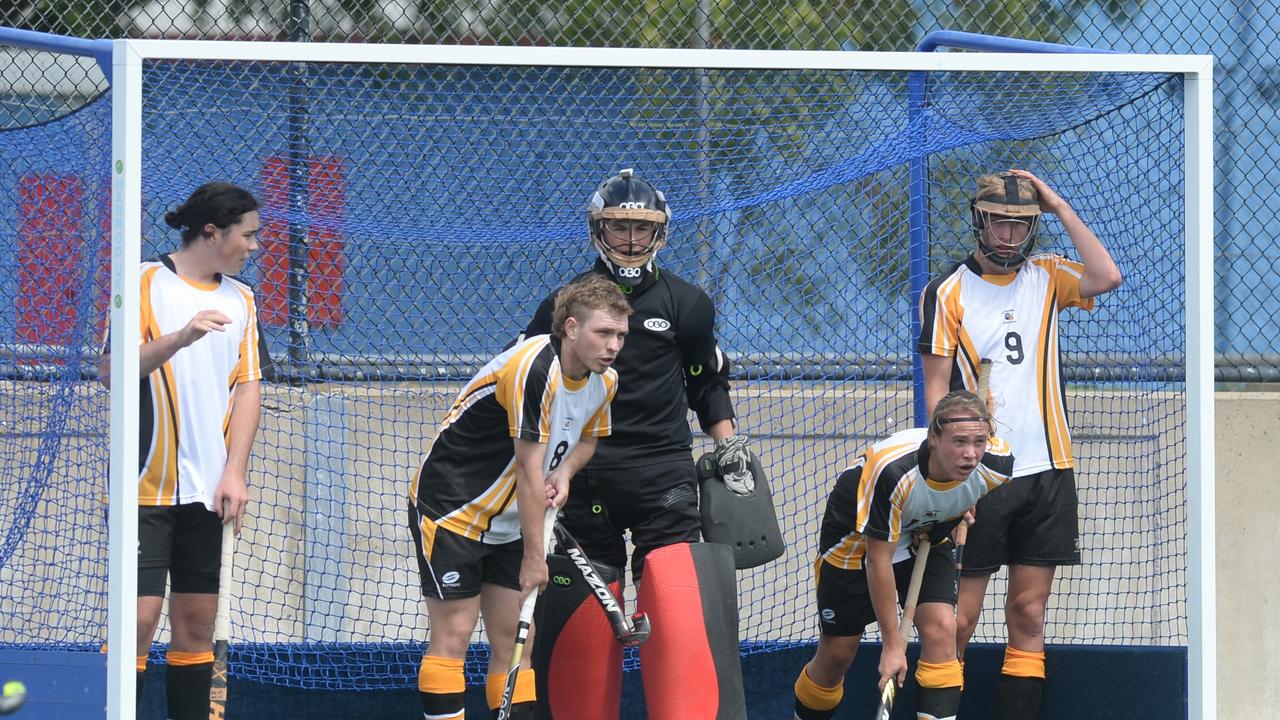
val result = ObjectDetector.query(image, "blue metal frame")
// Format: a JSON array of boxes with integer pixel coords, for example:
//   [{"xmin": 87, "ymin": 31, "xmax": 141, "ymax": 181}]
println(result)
[
  {"xmin": 907, "ymin": 31, "xmax": 1112, "ymax": 427},
  {"xmin": 0, "ymin": 26, "xmax": 112, "ymax": 78}
]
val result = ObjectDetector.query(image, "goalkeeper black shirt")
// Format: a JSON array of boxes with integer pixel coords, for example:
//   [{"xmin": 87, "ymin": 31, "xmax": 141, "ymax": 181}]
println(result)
[{"xmin": 522, "ymin": 260, "xmax": 735, "ymax": 468}]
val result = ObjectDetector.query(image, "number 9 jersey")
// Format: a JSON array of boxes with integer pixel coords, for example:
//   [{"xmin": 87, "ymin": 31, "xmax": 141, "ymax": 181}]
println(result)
[
  {"xmin": 411, "ymin": 334, "xmax": 619, "ymax": 545},
  {"xmin": 918, "ymin": 253, "xmax": 1093, "ymax": 476}
]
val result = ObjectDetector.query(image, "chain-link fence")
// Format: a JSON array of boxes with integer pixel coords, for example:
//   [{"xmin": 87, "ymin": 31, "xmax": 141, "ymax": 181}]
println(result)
[{"xmin": 1, "ymin": 0, "xmax": 1277, "ymax": 377}]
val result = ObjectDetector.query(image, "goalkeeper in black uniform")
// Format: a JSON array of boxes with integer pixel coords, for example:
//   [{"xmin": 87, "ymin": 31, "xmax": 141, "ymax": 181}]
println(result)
[{"xmin": 521, "ymin": 169, "xmax": 752, "ymax": 720}]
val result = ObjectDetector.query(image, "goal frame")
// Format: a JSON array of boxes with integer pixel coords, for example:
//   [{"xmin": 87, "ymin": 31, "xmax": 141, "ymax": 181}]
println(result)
[{"xmin": 105, "ymin": 39, "xmax": 1214, "ymax": 719}]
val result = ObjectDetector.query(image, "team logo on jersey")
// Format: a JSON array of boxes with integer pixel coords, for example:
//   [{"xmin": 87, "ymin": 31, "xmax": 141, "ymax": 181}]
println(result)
[
  {"xmin": 441, "ymin": 571, "xmax": 461, "ymax": 587},
  {"xmin": 1003, "ymin": 310, "xmax": 1016, "ymax": 323},
  {"xmin": 563, "ymin": 417, "xmax": 573, "ymax": 430},
  {"xmin": 643, "ymin": 318, "xmax": 671, "ymax": 332},
  {"xmin": 820, "ymin": 608, "xmax": 836, "ymax": 623}
]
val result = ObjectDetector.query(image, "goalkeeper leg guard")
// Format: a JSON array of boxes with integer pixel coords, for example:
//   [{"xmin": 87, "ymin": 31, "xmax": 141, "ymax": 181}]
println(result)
[
  {"xmin": 637, "ymin": 542, "xmax": 745, "ymax": 720},
  {"xmin": 419, "ymin": 655, "xmax": 465, "ymax": 719},
  {"xmin": 792, "ymin": 664, "xmax": 842, "ymax": 720},
  {"xmin": 532, "ymin": 554, "xmax": 623, "ymax": 720},
  {"xmin": 164, "ymin": 650, "xmax": 213, "ymax": 720},
  {"xmin": 487, "ymin": 670, "xmax": 536, "ymax": 719},
  {"xmin": 914, "ymin": 659, "xmax": 962, "ymax": 720},
  {"xmin": 996, "ymin": 646, "xmax": 1045, "ymax": 720}
]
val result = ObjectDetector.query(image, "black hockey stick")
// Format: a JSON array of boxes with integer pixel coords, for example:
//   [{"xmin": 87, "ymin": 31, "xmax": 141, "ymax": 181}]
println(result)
[{"xmin": 552, "ymin": 522, "xmax": 651, "ymax": 647}]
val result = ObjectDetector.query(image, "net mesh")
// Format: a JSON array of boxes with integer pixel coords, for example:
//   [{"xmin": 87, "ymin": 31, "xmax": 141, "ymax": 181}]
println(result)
[{"xmin": 0, "ymin": 57, "xmax": 1186, "ymax": 689}]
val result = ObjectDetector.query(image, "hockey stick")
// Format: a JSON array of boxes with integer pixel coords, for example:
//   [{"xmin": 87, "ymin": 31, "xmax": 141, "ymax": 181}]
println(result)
[
  {"xmin": 552, "ymin": 522, "xmax": 652, "ymax": 647},
  {"xmin": 953, "ymin": 523, "xmax": 969, "ymax": 590},
  {"xmin": 873, "ymin": 537, "xmax": 932, "ymax": 720},
  {"xmin": 209, "ymin": 504, "xmax": 236, "ymax": 720},
  {"xmin": 496, "ymin": 506, "xmax": 558, "ymax": 720}
]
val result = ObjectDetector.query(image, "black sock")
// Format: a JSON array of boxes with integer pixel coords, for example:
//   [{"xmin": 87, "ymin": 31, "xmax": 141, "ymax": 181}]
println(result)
[
  {"xmin": 996, "ymin": 675, "xmax": 1045, "ymax": 720},
  {"xmin": 165, "ymin": 661, "xmax": 213, "ymax": 720}
]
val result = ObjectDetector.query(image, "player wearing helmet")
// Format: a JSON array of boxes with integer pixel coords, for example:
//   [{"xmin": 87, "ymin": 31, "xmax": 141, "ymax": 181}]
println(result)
[
  {"xmin": 520, "ymin": 169, "xmax": 751, "ymax": 720},
  {"xmin": 586, "ymin": 168, "xmax": 672, "ymax": 288},
  {"xmin": 918, "ymin": 169, "xmax": 1123, "ymax": 720}
]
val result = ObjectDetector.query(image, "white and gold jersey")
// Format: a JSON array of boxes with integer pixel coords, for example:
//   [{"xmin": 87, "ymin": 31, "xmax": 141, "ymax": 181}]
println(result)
[
  {"xmin": 918, "ymin": 253, "xmax": 1093, "ymax": 474},
  {"xmin": 412, "ymin": 334, "xmax": 618, "ymax": 544},
  {"xmin": 135, "ymin": 255, "xmax": 268, "ymax": 509},
  {"xmin": 818, "ymin": 428, "xmax": 1015, "ymax": 569}
]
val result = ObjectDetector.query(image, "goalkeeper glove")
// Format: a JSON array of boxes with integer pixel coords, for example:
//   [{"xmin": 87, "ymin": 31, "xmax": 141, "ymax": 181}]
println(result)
[{"xmin": 713, "ymin": 435, "xmax": 755, "ymax": 496}]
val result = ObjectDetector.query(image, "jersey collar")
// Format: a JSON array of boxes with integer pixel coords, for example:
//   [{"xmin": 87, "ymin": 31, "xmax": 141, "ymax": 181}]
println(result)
[
  {"xmin": 965, "ymin": 254, "xmax": 1018, "ymax": 287},
  {"xmin": 592, "ymin": 257, "xmax": 658, "ymax": 295}
]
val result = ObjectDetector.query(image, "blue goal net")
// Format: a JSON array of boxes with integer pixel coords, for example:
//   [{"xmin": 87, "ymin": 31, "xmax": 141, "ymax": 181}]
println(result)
[{"xmin": 0, "ymin": 55, "xmax": 1186, "ymax": 692}]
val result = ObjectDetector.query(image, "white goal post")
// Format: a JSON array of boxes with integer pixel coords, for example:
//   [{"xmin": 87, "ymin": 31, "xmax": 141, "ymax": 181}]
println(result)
[{"xmin": 107, "ymin": 40, "xmax": 1214, "ymax": 720}]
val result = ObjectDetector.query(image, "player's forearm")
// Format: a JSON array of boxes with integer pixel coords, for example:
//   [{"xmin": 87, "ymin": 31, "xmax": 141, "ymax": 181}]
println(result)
[
  {"xmin": 1058, "ymin": 205, "xmax": 1122, "ymax": 296},
  {"xmin": 557, "ymin": 436, "xmax": 597, "ymax": 477},
  {"xmin": 515, "ymin": 467, "xmax": 549, "ymax": 558},
  {"xmin": 223, "ymin": 381, "xmax": 262, "ymax": 476},
  {"xmin": 921, "ymin": 354, "xmax": 952, "ymax": 420},
  {"xmin": 705, "ymin": 418, "xmax": 735, "ymax": 442},
  {"xmin": 513, "ymin": 440, "xmax": 549, "ymax": 557},
  {"xmin": 137, "ymin": 331, "xmax": 190, "ymax": 378},
  {"xmin": 689, "ymin": 383, "xmax": 735, "ymax": 434}
]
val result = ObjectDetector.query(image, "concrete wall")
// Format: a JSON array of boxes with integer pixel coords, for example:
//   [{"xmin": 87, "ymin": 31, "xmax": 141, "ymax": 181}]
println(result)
[{"xmin": 1214, "ymin": 391, "xmax": 1280, "ymax": 719}]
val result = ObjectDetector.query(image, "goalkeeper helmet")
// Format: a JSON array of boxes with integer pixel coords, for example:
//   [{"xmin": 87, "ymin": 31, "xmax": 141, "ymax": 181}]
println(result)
[
  {"xmin": 971, "ymin": 172, "xmax": 1042, "ymax": 271},
  {"xmin": 587, "ymin": 169, "xmax": 671, "ymax": 287}
]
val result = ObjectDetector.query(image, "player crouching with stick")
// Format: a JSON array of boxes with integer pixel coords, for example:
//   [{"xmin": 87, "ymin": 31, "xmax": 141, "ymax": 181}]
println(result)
[
  {"xmin": 793, "ymin": 389, "xmax": 1014, "ymax": 720},
  {"xmin": 408, "ymin": 274, "xmax": 629, "ymax": 719}
]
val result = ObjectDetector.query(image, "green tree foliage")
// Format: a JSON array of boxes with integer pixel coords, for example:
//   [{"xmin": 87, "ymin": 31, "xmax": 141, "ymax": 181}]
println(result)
[{"xmin": 3, "ymin": 0, "xmax": 136, "ymax": 37}]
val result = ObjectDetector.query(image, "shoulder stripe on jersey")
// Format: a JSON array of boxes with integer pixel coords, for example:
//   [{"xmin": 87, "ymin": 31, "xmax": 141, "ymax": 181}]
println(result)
[
  {"xmin": 233, "ymin": 283, "xmax": 263, "ymax": 383},
  {"xmin": 1035, "ymin": 287, "xmax": 1072, "ymax": 467},
  {"xmin": 503, "ymin": 339, "xmax": 553, "ymax": 440},
  {"xmin": 516, "ymin": 342, "xmax": 556, "ymax": 441},
  {"xmin": 854, "ymin": 441, "xmax": 917, "ymax": 536},
  {"xmin": 919, "ymin": 266, "xmax": 965, "ymax": 356}
]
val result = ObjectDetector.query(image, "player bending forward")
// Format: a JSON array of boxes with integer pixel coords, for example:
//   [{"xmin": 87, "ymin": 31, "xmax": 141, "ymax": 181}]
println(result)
[
  {"xmin": 793, "ymin": 390, "xmax": 1014, "ymax": 720},
  {"xmin": 410, "ymin": 274, "xmax": 629, "ymax": 719}
]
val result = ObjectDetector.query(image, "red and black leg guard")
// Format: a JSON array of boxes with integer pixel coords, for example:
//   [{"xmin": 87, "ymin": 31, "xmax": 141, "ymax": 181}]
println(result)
[
  {"xmin": 532, "ymin": 553, "xmax": 624, "ymax": 720},
  {"xmin": 637, "ymin": 542, "xmax": 746, "ymax": 720}
]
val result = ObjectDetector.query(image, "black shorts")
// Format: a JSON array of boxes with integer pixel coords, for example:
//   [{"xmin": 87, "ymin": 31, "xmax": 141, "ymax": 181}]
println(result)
[
  {"xmin": 408, "ymin": 502, "xmax": 522, "ymax": 600},
  {"xmin": 814, "ymin": 546, "xmax": 957, "ymax": 637},
  {"xmin": 137, "ymin": 503, "xmax": 223, "ymax": 597},
  {"xmin": 557, "ymin": 458, "xmax": 701, "ymax": 578},
  {"xmin": 962, "ymin": 467, "xmax": 1081, "ymax": 575}
]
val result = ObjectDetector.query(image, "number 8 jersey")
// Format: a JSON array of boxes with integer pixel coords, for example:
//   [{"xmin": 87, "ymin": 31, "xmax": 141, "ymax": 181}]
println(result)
[
  {"xmin": 918, "ymin": 253, "xmax": 1094, "ymax": 475},
  {"xmin": 412, "ymin": 334, "xmax": 619, "ymax": 544}
]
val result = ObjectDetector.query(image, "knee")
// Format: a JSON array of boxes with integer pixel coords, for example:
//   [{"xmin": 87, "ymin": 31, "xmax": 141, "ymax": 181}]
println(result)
[
  {"xmin": 918, "ymin": 613, "xmax": 957, "ymax": 647},
  {"xmin": 954, "ymin": 604, "xmax": 980, "ymax": 638},
  {"xmin": 168, "ymin": 612, "xmax": 215, "ymax": 650},
  {"xmin": 427, "ymin": 623, "xmax": 474, "ymax": 659},
  {"xmin": 1006, "ymin": 595, "xmax": 1047, "ymax": 636},
  {"xmin": 810, "ymin": 638, "xmax": 858, "ymax": 679}
]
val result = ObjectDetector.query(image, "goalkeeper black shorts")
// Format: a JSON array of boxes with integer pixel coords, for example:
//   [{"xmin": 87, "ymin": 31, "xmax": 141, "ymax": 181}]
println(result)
[{"xmin": 557, "ymin": 458, "xmax": 701, "ymax": 580}]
